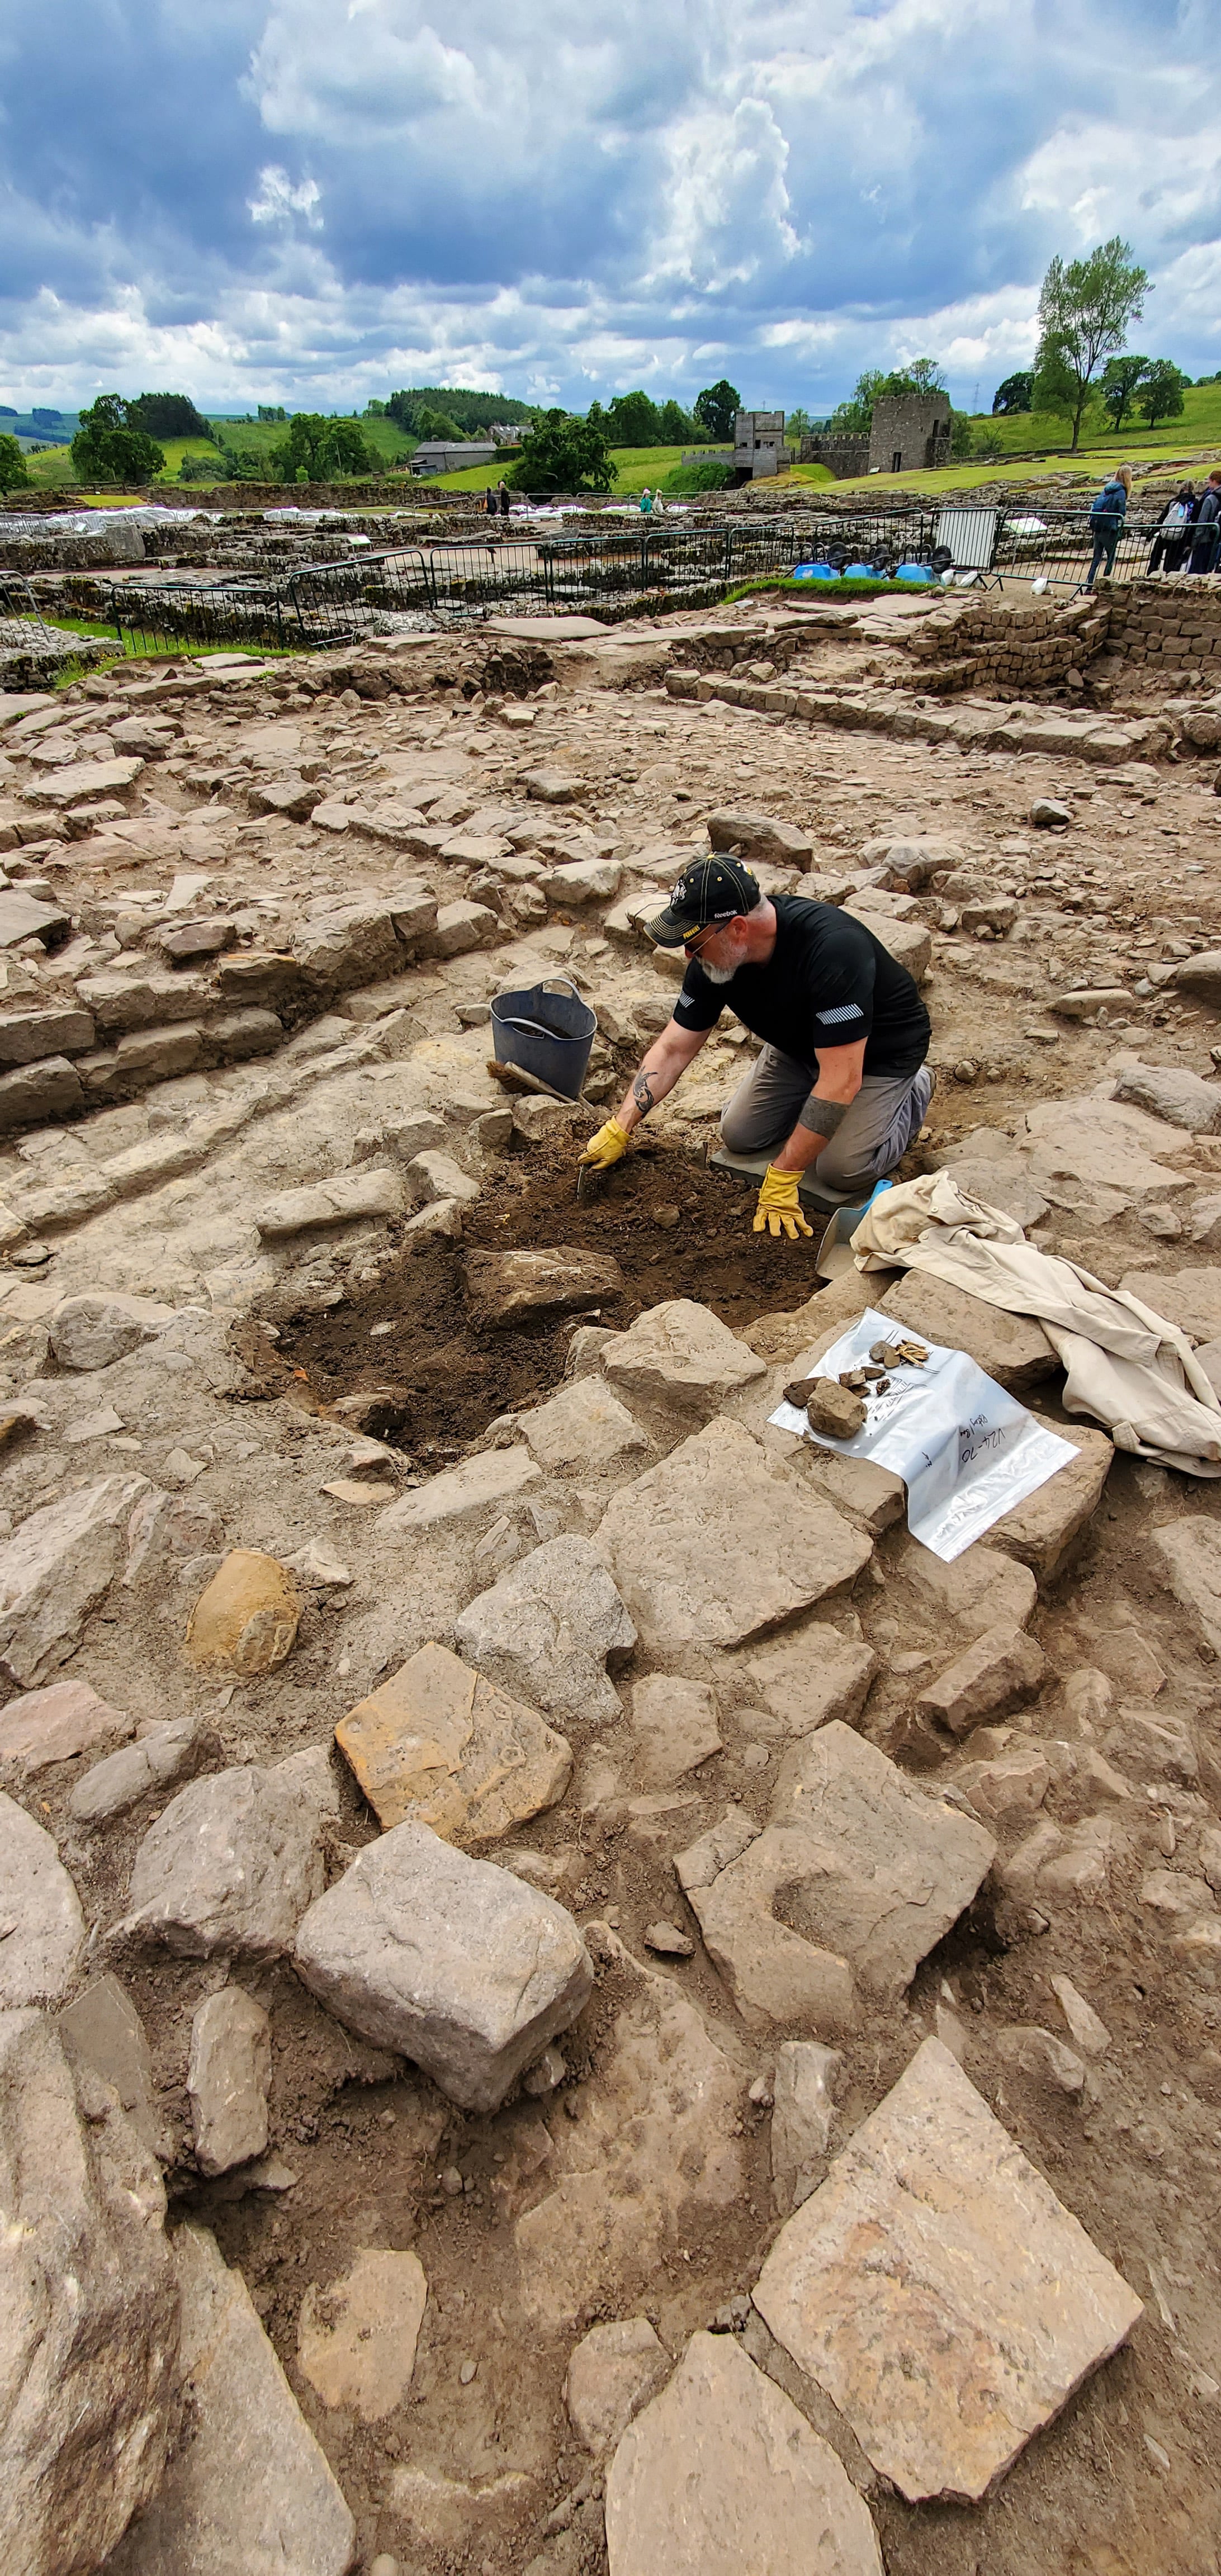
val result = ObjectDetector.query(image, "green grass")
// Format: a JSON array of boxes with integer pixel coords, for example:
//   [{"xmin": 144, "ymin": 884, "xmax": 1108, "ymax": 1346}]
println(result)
[
  {"xmin": 726, "ymin": 575, "xmax": 935, "ymax": 604},
  {"xmin": 782, "ymin": 379, "xmax": 1221, "ymax": 500},
  {"xmin": 39, "ymin": 614, "xmax": 302, "ymax": 683},
  {"xmin": 426, "ymin": 441, "xmax": 727, "ymax": 495}
]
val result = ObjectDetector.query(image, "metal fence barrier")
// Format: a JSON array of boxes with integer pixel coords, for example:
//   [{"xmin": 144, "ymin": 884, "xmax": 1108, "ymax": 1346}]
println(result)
[{"xmin": 34, "ymin": 501, "xmax": 1206, "ymax": 661}]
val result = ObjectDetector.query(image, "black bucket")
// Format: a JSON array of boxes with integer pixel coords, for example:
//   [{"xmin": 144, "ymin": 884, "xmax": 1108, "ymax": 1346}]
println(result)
[{"xmin": 490, "ymin": 974, "xmax": 598, "ymax": 1101}]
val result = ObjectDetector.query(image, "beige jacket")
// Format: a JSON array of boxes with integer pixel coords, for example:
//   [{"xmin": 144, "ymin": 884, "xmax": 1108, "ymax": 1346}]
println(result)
[{"xmin": 853, "ymin": 1172, "xmax": 1221, "ymax": 1476}]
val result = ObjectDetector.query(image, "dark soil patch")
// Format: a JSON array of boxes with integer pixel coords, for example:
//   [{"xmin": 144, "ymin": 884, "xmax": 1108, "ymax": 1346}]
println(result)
[{"xmin": 273, "ymin": 1130, "xmax": 816, "ymax": 1453}]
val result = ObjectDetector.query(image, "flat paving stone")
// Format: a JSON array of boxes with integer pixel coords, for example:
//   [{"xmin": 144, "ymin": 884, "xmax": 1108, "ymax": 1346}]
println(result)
[
  {"xmin": 602, "ymin": 1298, "xmax": 767, "ymax": 1419},
  {"xmin": 335, "ymin": 1639, "xmax": 571, "ymax": 1841},
  {"xmin": 754, "ymin": 2035, "xmax": 1143, "ymax": 2503}
]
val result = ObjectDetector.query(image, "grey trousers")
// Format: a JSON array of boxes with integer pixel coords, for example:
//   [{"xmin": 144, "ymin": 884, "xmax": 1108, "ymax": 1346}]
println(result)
[{"xmin": 720, "ymin": 1046, "xmax": 931, "ymax": 1202}]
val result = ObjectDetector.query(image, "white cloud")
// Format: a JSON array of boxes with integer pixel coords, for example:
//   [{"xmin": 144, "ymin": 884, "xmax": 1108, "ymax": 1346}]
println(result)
[{"xmin": 248, "ymin": 166, "xmax": 324, "ymax": 226}]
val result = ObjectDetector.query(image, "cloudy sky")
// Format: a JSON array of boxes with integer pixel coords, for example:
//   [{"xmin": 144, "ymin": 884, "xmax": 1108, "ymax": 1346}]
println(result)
[{"xmin": 2, "ymin": 0, "xmax": 1219, "ymax": 418}]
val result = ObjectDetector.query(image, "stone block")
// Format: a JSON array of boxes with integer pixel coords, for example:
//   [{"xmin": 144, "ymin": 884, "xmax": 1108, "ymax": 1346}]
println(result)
[
  {"xmin": 0, "ymin": 888, "xmax": 71, "ymax": 947},
  {"xmin": 566, "ymin": 2317, "xmax": 670, "ymax": 2456},
  {"xmin": 771, "ymin": 2040, "xmax": 844, "ymax": 2211},
  {"xmin": 598, "ymin": 1416, "xmax": 872, "ymax": 1655},
  {"xmin": 0, "ymin": 1003, "xmax": 94, "ymax": 1064},
  {"xmin": 464, "ymin": 1246, "xmax": 625, "ymax": 1325},
  {"xmin": 604, "ymin": 2331, "xmax": 883, "ymax": 2576},
  {"xmin": 0, "ymin": 1676, "xmax": 132, "ymax": 1773},
  {"xmin": 206, "ymin": 1005, "xmax": 283, "ymax": 1061},
  {"xmin": 187, "ymin": 1986, "xmax": 272, "ymax": 2175},
  {"xmin": 255, "ymin": 1163, "xmax": 408, "ymax": 1237},
  {"xmin": 26, "ymin": 755, "xmax": 144, "ymax": 807},
  {"xmin": 0, "ymin": 2009, "xmax": 180, "ymax": 2574},
  {"xmin": 753, "ymin": 2037, "xmax": 1143, "ymax": 2503},
  {"xmin": 119, "ymin": 1762, "xmax": 327, "ymax": 1961},
  {"xmin": 292, "ymin": 899, "xmax": 402, "ymax": 992},
  {"xmin": 292, "ymin": 1820, "xmax": 593, "ymax": 2112},
  {"xmin": 987, "ymin": 1421, "xmax": 1113, "ymax": 1583},
  {"xmin": 76, "ymin": 969, "xmax": 209, "ymax": 1033},
  {"xmin": 104, "ymin": 2222, "xmax": 355, "ymax": 2576},
  {"xmin": 0, "ymin": 1473, "xmax": 148, "ymax": 1688},
  {"xmin": 1115, "ymin": 1061, "xmax": 1221, "ymax": 1133},
  {"xmin": 432, "ymin": 898, "xmax": 497, "ymax": 956},
  {"xmin": 0, "ymin": 1053, "xmax": 83, "ymax": 1129},
  {"xmin": 406, "ymin": 1148, "xmax": 480, "ymax": 1206},
  {"xmin": 731, "ymin": 1625, "xmax": 879, "ymax": 1735},
  {"xmin": 707, "ymin": 811, "xmax": 815, "ymax": 868},
  {"xmin": 58, "ymin": 1972, "xmax": 163, "ymax": 2157},
  {"xmin": 631, "ymin": 1674, "xmax": 722, "ymax": 1786},
  {"xmin": 298, "ymin": 2248, "xmax": 428, "ymax": 2423},
  {"xmin": 954, "ymin": 1745, "xmax": 1050, "ymax": 1824},
  {"xmin": 602, "ymin": 1298, "xmax": 767, "ymax": 1417},
  {"xmin": 249, "ymin": 776, "xmax": 320, "ymax": 821},
  {"xmin": 1151, "ymin": 1517, "xmax": 1221, "ymax": 1654},
  {"xmin": 378, "ymin": 1445, "xmax": 540, "ymax": 1532},
  {"xmin": 843, "ymin": 903, "xmax": 931, "ymax": 982},
  {"xmin": 50, "ymin": 1291, "xmax": 174, "ymax": 1370},
  {"xmin": 879, "ymin": 1273, "xmax": 1058, "ymax": 1393},
  {"xmin": 0, "ymin": 1792, "xmax": 85, "ymax": 2005},
  {"xmin": 899, "ymin": 1538, "xmax": 1038, "ymax": 1639},
  {"xmin": 521, "ymin": 1375, "xmax": 646, "ymax": 1472},
  {"xmin": 522, "ymin": 768, "xmax": 583, "ymax": 803},
  {"xmin": 335, "ymin": 1640, "xmax": 571, "ymax": 1841},
  {"xmin": 915, "ymin": 1623, "xmax": 1045, "ymax": 1737},
  {"xmin": 454, "ymin": 1533, "xmax": 637, "ymax": 1727},
  {"xmin": 115, "ymin": 1021, "xmax": 204, "ymax": 1081}
]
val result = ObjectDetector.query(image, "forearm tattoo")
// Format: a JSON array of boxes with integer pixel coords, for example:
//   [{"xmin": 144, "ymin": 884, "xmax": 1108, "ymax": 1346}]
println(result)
[
  {"xmin": 799, "ymin": 1092, "xmax": 848, "ymax": 1137},
  {"xmin": 633, "ymin": 1071, "xmax": 657, "ymax": 1117}
]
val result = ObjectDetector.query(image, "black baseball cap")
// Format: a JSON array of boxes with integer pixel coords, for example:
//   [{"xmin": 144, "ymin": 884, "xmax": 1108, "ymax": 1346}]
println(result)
[{"xmin": 647, "ymin": 853, "xmax": 762, "ymax": 948}]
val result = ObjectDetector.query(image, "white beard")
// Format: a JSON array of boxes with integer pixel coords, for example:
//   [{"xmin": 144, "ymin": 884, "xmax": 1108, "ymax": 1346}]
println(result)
[{"xmin": 703, "ymin": 960, "xmax": 736, "ymax": 984}]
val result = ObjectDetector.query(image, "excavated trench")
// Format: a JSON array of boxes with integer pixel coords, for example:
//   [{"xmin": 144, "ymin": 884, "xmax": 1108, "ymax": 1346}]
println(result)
[{"xmin": 266, "ymin": 1133, "xmax": 806, "ymax": 1454}]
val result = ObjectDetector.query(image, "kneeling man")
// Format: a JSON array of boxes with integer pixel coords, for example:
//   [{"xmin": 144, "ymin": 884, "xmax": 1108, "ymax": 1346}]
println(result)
[{"xmin": 578, "ymin": 855, "xmax": 932, "ymax": 1239}]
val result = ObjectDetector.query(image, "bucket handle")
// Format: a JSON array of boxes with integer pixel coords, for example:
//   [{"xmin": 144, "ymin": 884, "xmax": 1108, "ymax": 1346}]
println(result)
[
  {"xmin": 497, "ymin": 1013, "xmax": 571, "ymax": 1042},
  {"xmin": 534, "ymin": 976, "xmax": 584, "ymax": 1003}
]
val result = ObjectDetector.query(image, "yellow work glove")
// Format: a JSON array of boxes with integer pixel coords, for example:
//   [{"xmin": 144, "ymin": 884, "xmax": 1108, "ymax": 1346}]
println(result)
[
  {"xmin": 579, "ymin": 1117, "xmax": 631, "ymax": 1171},
  {"xmin": 753, "ymin": 1164, "xmax": 814, "ymax": 1242}
]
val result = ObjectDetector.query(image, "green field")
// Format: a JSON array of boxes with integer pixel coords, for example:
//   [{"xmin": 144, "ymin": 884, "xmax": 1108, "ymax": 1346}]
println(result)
[{"xmin": 427, "ymin": 441, "xmax": 725, "ymax": 496}]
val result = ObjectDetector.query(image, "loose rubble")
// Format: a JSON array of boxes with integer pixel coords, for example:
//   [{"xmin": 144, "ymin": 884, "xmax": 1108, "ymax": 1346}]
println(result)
[{"xmin": 0, "ymin": 558, "xmax": 1219, "ymax": 2569}]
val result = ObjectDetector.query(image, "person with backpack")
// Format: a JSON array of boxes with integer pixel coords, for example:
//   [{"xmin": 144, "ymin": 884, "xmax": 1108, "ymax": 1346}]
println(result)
[
  {"xmin": 1083, "ymin": 464, "xmax": 1132, "ymax": 591},
  {"xmin": 1148, "ymin": 482, "xmax": 1195, "ymax": 573}
]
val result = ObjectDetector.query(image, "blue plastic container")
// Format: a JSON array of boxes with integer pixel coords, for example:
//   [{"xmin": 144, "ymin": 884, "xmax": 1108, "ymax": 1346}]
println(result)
[
  {"xmin": 896, "ymin": 561, "xmax": 933, "ymax": 584},
  {"xmin": 793, "ymin": 562, "xmax": 837, "ymax": 581},
  {"xmin": 844, "ymin": 562, "xmax": 874, "ymax": 579},
  {"xmin": 490, "ymin": 974, "xmax": 597, "ymax": 1102}
]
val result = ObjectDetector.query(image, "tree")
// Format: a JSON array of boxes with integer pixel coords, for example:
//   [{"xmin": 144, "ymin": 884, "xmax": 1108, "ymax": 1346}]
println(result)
[
  {"xmin": 70, "ymin": 395, "xmax": 165, "ymax": 485},
  {"xmin": 785, "ymin": 405, "xmax": 812, "ymax": 438},
  {"xmin": 271, "ymin": 414, "xmax": 377, "ymax": 481},
  {"xmin": 415, "ymin": 407, "xmax": 468, "ymax": 442},
  {"xmin": 658, "ymin": 397, "xmax": 695, "ymax": 444},
  {"xmin": 949, "ymin": 410, "xmax": 974, "ymax": 460},
  {"xmin": 506, "ymin": 410, "xmax": 615, "ymax": 493},
  {"xmin": 830, "ymin": 370, "xmax": 886, "ymax": 434},
  {"xmin": 1138, "ymin": 360, "xmax": 1188, "ymax": 429},
  {"xmin": 258, "ymin": 405, "xmax": 287, "ymax": 424},
  {"xmin": 992, "ymin": 371, "xmax": 1034, "ymax": 415},
  {"xmin": 129, "ymin": 392, "xmax": 215, "ymax": 442},
  {"xmin": 694, "ymin": 379, "xmax": 741, "ymax": 441},
  {"xmin": 0, "ymin": 433, "xmax": 30, "ymax": 490},
  {"xmin": 1099, "ymin": 353, "xmax": 1150, "ymax": 430},
  {"xmin": 891, "ymin": 357, "xmax": 946, "ymax": 396},
  {"xmin": 1033, "ymin": 236, "xmax": 1149, "ymax": 449},
  {"xmin": 606, "ymin": 391, "xmax": 662, "ymax": 447}
]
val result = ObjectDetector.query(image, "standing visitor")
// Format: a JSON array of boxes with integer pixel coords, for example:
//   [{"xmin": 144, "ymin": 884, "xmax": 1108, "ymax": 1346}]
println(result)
[
  {"xmin": 1187, "ymin": 471, "xmax": 1221, "ymax": 575},
  {"xmin": 498, "ymin": 479, "xmax": 511, "ymax": 521},
  {"xmin": 1147, "ymin": 483, "xmax": 1195, "ymax": 573},
  {"xmin": 1083, "ymin": 464, "xmax": 1132, "ymax": 591},
  {"xmin": 640, "ymin": 487, "xmax": 653, "ymax": 517}
]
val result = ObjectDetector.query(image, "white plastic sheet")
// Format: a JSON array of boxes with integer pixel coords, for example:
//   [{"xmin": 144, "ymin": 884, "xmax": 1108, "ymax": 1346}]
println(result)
[{"xmin": 769, "ymin": 1305, "xmax": 1077, "ymax": 1562}]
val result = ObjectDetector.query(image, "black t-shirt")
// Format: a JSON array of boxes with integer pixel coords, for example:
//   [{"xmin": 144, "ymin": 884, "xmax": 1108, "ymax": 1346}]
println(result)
[{"xmin": 672, "ymin": 894, "xmax": 930, "ymax": 1077}]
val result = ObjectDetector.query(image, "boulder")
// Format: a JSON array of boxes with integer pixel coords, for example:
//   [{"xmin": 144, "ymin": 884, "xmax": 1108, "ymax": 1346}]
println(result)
[
  {"xmin": 454, "ymin": 1534, "xmax": 637, "ymax": 1727},
  {"xmin": 0, "ymin": 1474, "xmax": 148, "ymax": 1688},
  {"xmin": 0, "ymin": 1793, "xmax": 85, "ymax": 2006},
  {"xmin": 406, "ymin": 1148, "xmax": 480, "ymax": 1207},
  {"xmin": 879, "ymin": 1273, "xmax": 1058, "ymax": 1394},
  {"xmin": 335, "ymin": 1640, "xmax": 572, "ymax": 1841},
  {"xmin": 753, "ymin": 2037, "xmax": 1143, "ymax": 2503},
  {"xmin": 546, "ymin": 856, "xmax": 622, "ymax": 902},
  {"xmin": 0, "ymin": 1676, "xmax": 133, "ymax": 1774},
  {"xmin": 604, "ymin": 2331, "xmax": 883, "ymax": 2576},
  {"xmin": 104, "ymin": 2222, "xmax": 355, "ymax": 2576},
  {"xmin": 68, "ymin": 1711, "xmax": 218, "ymax": 1829},
  {"xmin": 597, "ymin": 1416, "xmax": 872, "ymax": 1654},
  {"xmin": 631, "ymin": 1675, "xmax": 723, "ymax": 1786},
  {"xmin": 298, "ymin": 2248, "xmax": 428, "ymax": 2423},
  {"xmin": 602, "ymin": 1298, "xmax": 766, "ymax": 1418},
  {"xmin": 187, "ymin": 1987, "xmax": 272, "ymax": 2176},
  {"xmin": 770, "ymin": 2040, "xmax": 844, "ymax": 2212},
  {"xmin": 1114, "ymin": 1062, "xmax": 1221, "ymax": 1133},
  {"xmin": 915, "ymin": 1625, "xmax": 1045, "ymax": 1737},
  {"xmin": 58, "ymin": 1973, "xmax": 163, "ymax": 2159},
  {"xmin": 0, "ymin": 2009, "xmax": 181, "ymax": 2573},
  {"xmin": 522, "ymin": 768, "xmax": 584, "ymax": 803},
  {"xmin": 565, "ymin": 2318, "xmax": 670, "ymax": 2455},
  {"xmin": 184, "ymin": 1550, "xmax": 301, "ymax": 1677},
  {"xmin": 292, "ymin": 899, "xmax": 403, "ymax": 992},
  {"xmin": 378, "ymin": 1446, "xmax": 541, "ymax": 1532},
  {"xmin": 463, "ymin": 1245, "xmax": 624, "ymax": 1326},
  {"xmin": 432, "ymin": 898, "xmax": 496, "ymax": 956},
  {"xmin": 521, "ymin": 1378, "xmax": 647, "ymax": 1474},
  {"xmin": 1172, "ymin": 951, "xmax": 1221, "ymax": 1010},
  {"xmin": 954, "ymin": 1746, "xmax": 1051, "ymax": 1824},
  {"xmin": 118, "ymin": 1763, "xmax": 328, "ymax": 1961},
  {"xmin": 292, "ymin": 1821, "xmax": 593, "ymax": 2113}
]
